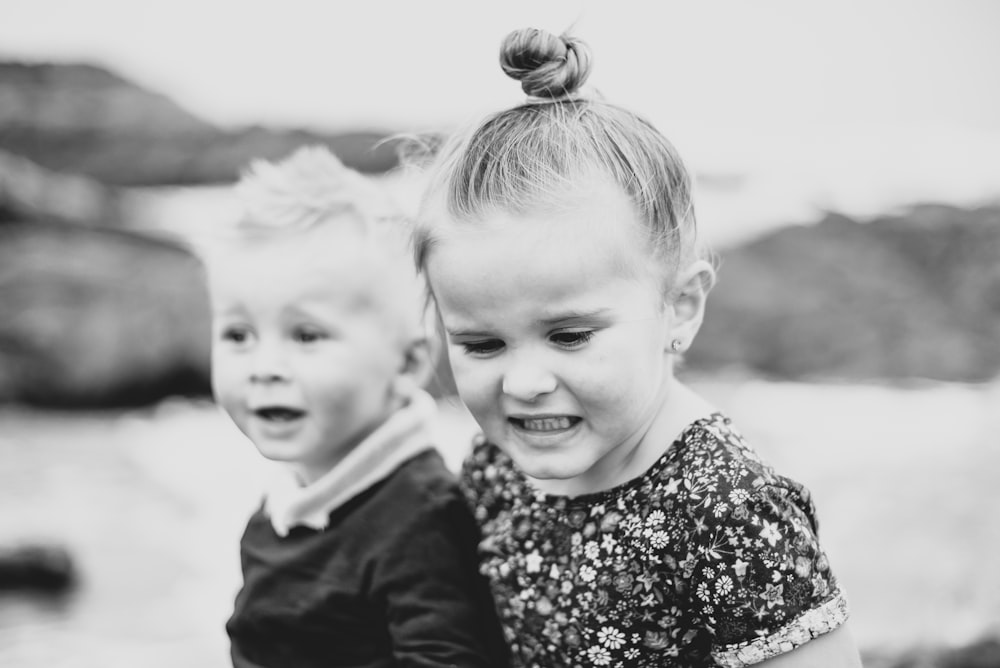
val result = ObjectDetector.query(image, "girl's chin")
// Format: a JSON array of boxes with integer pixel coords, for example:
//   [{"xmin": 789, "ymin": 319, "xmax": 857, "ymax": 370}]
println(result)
[{"xmin": 508, "ymin": 451, "xmax": 594, "ymax": 485}]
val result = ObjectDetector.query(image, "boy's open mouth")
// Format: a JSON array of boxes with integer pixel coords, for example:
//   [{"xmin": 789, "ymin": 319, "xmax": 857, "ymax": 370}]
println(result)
[
  {"xmin": 253, "ymin": 407, "xmax": 306, "ymax": 422},
  {"xmin": 510, "ymin": 416, "xmax": 581, "ymax": 432}
]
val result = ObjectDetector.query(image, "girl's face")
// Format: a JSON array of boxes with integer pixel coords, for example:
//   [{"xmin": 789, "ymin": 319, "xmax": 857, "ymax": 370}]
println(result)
[{"xmin": 426, "ymin": 178, "xmax": 678, "ymax": 496}]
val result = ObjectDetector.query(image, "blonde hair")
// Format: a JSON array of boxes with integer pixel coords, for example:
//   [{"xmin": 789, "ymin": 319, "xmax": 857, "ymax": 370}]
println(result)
[
  {"xmin": 235, "ymin": 145, "xmax": 401, "ymax": 235},
  {"xmin": 222, "ymin": 145, "xmax": 426, "ymax": 343},
  {"xmin": 415, "ymin": 28, "xmax": 706, "ymax": 291}
]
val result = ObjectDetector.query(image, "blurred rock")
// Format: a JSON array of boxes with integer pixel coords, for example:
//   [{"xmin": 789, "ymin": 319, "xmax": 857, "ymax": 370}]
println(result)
[
  {"xmin": 0, "ymin": 61, "xmax": 212, "ymax": 135},
  {"xmin": 689, "ymin": 204, "xmax": 1000, "ymax": 383},
  {"xmin": 0, "ymin": 544, "xmax": 76, "ymax": 594},
  {"xmin": 0, "ymin": 219, "xmax": 211, "ymax": 407},
  {"xmin": 0, "ymin": 60, "xmax": 400, "ymax": 185},
  {"xmin": 0, "ymin": 148, "xmax": 123, "ymax": 225}
]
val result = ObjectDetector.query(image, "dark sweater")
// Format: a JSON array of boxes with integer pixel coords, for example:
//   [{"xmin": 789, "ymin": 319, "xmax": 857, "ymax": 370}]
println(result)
[{"xmin": 227, "ymin": 449, "xmax": 509, "ymax": 668}]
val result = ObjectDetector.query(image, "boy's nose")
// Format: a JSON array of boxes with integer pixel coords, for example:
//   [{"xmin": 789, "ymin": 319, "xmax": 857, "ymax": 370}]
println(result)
[
  {"xmin": 250, "ymin": 369, "xmax": 287, "ymax": 383},
  {"xmin": 249, "ymin": 345, "xmax": 290, "ymax": 384},
  {"xmin": 501, "ymin": 360, "xmax": 557, "ymax": 401}
]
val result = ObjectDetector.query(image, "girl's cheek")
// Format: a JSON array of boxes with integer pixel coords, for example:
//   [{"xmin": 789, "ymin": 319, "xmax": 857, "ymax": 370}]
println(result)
[
  {"xmin": 451, "ymin": 361, "xmax": 494, "ymax": 403},
  {"xmin": 573, "ymin": 363, "xmax": 634, "ymax": 405}
]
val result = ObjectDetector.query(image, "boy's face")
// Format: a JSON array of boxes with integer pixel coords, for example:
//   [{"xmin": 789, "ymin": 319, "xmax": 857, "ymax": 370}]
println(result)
[{"xmin": 209, "ymin": 231, "xmax": 408, "ymax": 484}]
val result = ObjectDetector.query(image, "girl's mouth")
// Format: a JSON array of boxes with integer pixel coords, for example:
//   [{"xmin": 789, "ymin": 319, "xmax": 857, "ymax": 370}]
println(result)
[
  {"xmin": 510, "ymin": 416, "xmax": 581, "ymax": 432},
  {"xmin": 253, "ymin": 407, "xmax": 305, "ymax": 422}
]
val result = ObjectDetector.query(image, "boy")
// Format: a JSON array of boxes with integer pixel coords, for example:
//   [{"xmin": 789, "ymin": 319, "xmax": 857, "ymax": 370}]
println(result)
[{"xmin": 205, "ymin": 146, "xmax": 507, "ymax": 668}]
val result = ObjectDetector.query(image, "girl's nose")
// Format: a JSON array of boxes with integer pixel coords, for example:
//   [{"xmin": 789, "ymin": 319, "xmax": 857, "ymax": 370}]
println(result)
[{"xmin": 501, "ymin": 360, "xmax": 557, "ymax": 401}]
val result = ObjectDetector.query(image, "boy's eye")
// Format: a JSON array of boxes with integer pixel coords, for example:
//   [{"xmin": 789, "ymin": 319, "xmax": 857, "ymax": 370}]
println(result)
[
  {"xmin": 550, "ymin": 330, "xmax": 595, "ymax": 349},
  {"xmin": 293, "ymin": 327, "xmax": 327, "ymax": 344},
  {"xmin": 457, "ymin": 338, "xmax": 505, "ymax": 357},
  {"xmin": 220, "ymin": 326, "xmax": 252, "ymax": 345}
]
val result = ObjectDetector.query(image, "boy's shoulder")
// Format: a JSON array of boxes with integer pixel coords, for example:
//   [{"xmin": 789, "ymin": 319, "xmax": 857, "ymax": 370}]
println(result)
[
  {"xmin": 343, "ymin": 448, "xmax": 480, "ymax": 557},
  {"xmin": 374, "ymin": 447, "xmax": 466, "ymax": 513}
]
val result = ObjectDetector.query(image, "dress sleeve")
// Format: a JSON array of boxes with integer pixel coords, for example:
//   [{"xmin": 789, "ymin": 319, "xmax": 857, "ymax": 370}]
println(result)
[
  {"xmin": 459, "ymin": 436, "xmax": 503, "ymax": 524},
  {"xmin": 375, "ymin": 489, "xmax": 510, "ymax": 668},
  {"xmin": 683, "ymin": 478, "xmax": 849, "ymax": 667}
]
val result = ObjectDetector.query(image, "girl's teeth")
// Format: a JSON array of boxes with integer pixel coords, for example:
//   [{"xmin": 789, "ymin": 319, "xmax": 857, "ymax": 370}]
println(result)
[{"xmin": 523, "ymin": 417, "xmax": 572, "ymax": 432}]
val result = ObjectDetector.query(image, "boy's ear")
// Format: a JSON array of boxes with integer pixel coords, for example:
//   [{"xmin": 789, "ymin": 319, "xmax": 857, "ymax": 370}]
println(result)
[
  {"xmin": 399, "ymin": 337, "xmax": 435, "ymax": 391},
  {"xmin": 664, "ymin": 259, "xmax": 716, "ymax": 353}
]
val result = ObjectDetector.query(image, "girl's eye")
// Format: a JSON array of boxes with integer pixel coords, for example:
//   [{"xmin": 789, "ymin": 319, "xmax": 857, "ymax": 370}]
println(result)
[
  {"xmin": 458, "ymin": 339, "xmax": 505, "ymax": 357},
  {"xmin": 550, "ymin": 330, "xmax": 595, "ymax": 349}
]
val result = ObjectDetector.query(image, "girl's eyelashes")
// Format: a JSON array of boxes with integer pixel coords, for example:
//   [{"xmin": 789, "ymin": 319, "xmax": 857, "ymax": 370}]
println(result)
[
  {"xmin": 454, "ymin": 330, "xmax": 596, "ymax": 356},
  {"xmin": 457, "ymin": 338, "xmax": 505, "ymax": 357},
  {"xmin": 550, "ymin": 329, "xmax": 595, "ymax": 349}
]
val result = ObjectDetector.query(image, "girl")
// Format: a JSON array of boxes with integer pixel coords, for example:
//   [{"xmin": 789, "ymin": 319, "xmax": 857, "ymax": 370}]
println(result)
[{"xmin": 412, "ymin": 28, "xmax": 861, "ymax": 668}]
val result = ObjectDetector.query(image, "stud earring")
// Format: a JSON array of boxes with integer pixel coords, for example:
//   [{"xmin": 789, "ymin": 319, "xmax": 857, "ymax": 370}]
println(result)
[{"xmin": 670, "ymin": 339, "xmax": 684, "ymax": 352}]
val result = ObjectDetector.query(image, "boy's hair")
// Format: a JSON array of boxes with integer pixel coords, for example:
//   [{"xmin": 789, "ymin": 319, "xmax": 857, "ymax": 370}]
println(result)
[
  {"xmin": 414, "ymin": 28, "xmax": 709, "ymax": 292},
  {"xmin": 235, "ymin": 145, "xmax": 401, "ymax": 236},
  {"xmin": 221, "ymin": 145, "xmax": 426, "ymax": 343}
]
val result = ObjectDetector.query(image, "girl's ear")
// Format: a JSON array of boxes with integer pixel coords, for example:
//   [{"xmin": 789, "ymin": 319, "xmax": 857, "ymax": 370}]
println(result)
[{"xmin": 664, "ymin": 259, "xmax": 716, "ymax": 353}]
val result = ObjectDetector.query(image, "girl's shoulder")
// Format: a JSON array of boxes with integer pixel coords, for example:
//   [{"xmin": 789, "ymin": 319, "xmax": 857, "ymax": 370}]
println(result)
[
  {"xmin": 463, "ymin": 433, "xmax": 504, "ymax": 468},
  {"xmin": 460, "ymin": 433, "xmax": 511, "ymax": 484},
  {"xmin": 458, "ymin": 435, "xmax": 524, "ymax": 515},
  {"xmin": 671, "ymin": 416, "xmax": 848, "ymax": 664},
  {"xmin": 668, "ymin": 412, "xmax": 822, "ymax": 534},
  {"xmin": 677, "ymin": 412, "xmax": 761, "ymax": 465},
  {"xmin": 676, "ymin": 413, "xmax": 807, "ymax": 494}
]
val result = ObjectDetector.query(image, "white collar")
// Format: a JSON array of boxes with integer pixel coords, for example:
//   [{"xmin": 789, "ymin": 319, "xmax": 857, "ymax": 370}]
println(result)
[{"xmin": 263, "ymin": 388, "xmax": 437, "ymax": 537}]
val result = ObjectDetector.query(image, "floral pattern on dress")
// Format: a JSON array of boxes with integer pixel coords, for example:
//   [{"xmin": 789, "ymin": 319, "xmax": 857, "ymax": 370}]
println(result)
[{"xmin": 461, "ymin": 413, "xmax": 848, "ymax": 668}]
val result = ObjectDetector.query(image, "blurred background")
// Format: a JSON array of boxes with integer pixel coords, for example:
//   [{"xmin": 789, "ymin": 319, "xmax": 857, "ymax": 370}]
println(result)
[{"xmin": 1, "ymin": 0, "xmax": 999, "ymax": 666}]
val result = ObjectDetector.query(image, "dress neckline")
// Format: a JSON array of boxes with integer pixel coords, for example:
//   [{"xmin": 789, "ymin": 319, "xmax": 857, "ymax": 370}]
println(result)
[{"xmin": 503, "ymin": 411, "xmax": 728, "ymax": 508}]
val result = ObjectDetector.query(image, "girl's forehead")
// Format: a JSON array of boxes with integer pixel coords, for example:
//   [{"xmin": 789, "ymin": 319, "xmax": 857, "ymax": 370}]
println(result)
[
  {"xmin": 463, "ymin": 172, "xmax": 643, "ymax": 239},
  {"xmin": 431, "ymin": 181, "xmax": 651, "ymax": 276},
  {"xmin": 429, "ymin": 226, "xmax": 661, "ymax": 320}
]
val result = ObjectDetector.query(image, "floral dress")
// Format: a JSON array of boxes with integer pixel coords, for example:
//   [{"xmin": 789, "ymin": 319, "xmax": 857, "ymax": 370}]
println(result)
[{"xmin": 461, "ymin": 413, "xmax": 849, "ymax": 667}]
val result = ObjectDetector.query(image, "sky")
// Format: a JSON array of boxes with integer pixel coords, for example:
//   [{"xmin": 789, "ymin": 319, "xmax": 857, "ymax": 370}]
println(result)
[
  {"xmin": 3, "ymin": 0, "xmax": 999, "ymax": 240},
  {"xmin": 3, "ymin": 0, "xmax": 999, "ymax": 134}
]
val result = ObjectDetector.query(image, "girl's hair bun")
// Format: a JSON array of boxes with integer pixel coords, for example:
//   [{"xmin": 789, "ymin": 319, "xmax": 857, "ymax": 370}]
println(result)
[{"xmin": 499, "ymin": 28, "xmax": 592, "ymax": 99}]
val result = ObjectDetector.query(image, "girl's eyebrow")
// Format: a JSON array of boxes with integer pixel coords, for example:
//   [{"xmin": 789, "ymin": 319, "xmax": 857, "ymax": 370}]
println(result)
[
  {"xmin": 539, "ymin": 308, "xmax": 611, "ymax": 326},
  {"xmin": 445, "ymin": 326, "xmax": 494, "ymax": 339},
  {"xmin": 445, "ymin": 309, "xmax": 612, "ymax": 337}
]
